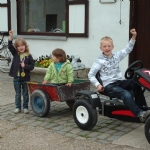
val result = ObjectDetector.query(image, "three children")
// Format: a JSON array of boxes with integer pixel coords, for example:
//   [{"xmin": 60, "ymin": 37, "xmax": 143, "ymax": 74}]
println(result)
[{"xmin": 8, "ymin": 28, "xmax": 149, "ymax": 124}]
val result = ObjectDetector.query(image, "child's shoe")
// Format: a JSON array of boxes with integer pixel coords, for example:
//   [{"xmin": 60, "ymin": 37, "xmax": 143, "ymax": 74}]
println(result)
[
  {"xmin": 139, "ymin": 110, "xmax": 150, "ymax": 123},
  {"xmin": 14, "ymin": 108, "xmax": 21, "ymax": 114},
  {"xmin": 24, "ymin": 108, "xmax": 29, "ymax": 114}
]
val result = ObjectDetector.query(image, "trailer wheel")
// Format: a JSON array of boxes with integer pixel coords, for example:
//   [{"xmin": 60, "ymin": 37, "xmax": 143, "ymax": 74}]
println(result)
[
  {"xmin": 145, "ymin": 116, "xmax": 150, "ymax": 144},
  {"xmin": 73, "ymin": 99, "xmax": 97, "ymax": 130},
  {"xmin": 30, "ymin": 89, "xmax": 50, "ymax": 117},
  {"xmin": 66, "ymin": 100, "xmax": 75, "ymax": 110}
]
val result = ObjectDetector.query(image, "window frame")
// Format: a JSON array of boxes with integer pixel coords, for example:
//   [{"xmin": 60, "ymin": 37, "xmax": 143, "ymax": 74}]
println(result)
[
  {"xmin": 16, "ymin": 0, "xmax": 89, "ymax": 37},
  {"xmin": 66, "ymin": 0, "xmax": 89, "ymax": 37}
]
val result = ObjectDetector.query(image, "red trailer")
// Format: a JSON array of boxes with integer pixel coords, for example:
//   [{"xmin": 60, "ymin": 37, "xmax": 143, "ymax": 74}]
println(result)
[{"xmin": 27, "ymin": 79, "xmax": 90, "ymax": 117}]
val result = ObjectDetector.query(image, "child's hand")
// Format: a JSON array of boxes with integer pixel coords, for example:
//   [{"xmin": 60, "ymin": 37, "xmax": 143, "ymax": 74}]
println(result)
[
  {"xmin": 130, "ymin": 28, "xmax": 137, "ymax": 40},
  {"xmin": 21, "ymin": 62, "xmax": 25, "ymax": 68},
  {"xmin": 130, "ymin": 28, "xmax": 137, "ymax": 36},
  {"xmin": 42, "ymin": 80, "xmax": 48, "ymax": 85},
  {"xmin": 66, "ymin": 83, "xmax": 72, "ymax": 87},
  {"xmin": 97, "ymin": 84, "xmax": 104, "ymax": 92},
  {"xmin": 8, "ymin": 30, "xmax": 13, "ymax": 41},
  {"xmin": 9, "ymin": 30, "xmax": 14, "ymax": 36}
]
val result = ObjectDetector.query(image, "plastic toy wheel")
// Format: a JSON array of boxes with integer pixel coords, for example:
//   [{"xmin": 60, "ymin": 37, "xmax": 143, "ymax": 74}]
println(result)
[
  {"xmin": 30, "ymin": 89, "xmax": 50, "ymax": 117},
  {"xmin": 66, "ymin": 100, "xmax": 75, "ymax": 110},
  {"xmin": 73, "ymin": 99, "xmax": 98, "ymax": 130},
  {"xmin": 144, "ymin": 116, "xmax": 150, "ymax": 144}
]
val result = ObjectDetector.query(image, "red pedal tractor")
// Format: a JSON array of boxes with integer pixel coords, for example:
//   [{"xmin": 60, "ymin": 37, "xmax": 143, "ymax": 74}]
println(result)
[{"xmin": 72, "ymin": 60, "xmax": 150, "ymax": 144}]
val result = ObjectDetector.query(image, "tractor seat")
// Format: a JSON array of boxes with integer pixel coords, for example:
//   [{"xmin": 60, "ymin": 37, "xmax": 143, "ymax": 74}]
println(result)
[
  {"xmin": 95, "ymin": 71, "xmax": 146, "ymax": 107},
  {"xmin": 96, "ymin": 72, "xmax": 116, "ymax": 99}
]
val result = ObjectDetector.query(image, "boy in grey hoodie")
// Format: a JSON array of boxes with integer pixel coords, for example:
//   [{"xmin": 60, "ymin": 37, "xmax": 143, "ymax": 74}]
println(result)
[{"xmin": 88, "ymin": 29, "xmax": 150, "ymax": 123}]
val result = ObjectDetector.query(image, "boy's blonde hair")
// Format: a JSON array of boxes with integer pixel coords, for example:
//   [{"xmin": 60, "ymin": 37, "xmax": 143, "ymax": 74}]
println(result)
[
  {"xmin": 14, "ymin": 38, "xmax": 30, "ymax": 56},
  {"xmin": 100, "ymin": 36, "xmax": 113, "ymax": 46}
]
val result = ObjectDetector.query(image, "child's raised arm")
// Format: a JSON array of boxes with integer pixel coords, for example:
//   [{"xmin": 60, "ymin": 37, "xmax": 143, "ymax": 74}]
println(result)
[{"xmin": 8, "ymin": 30, "xmax": 14, "ymax": 41}]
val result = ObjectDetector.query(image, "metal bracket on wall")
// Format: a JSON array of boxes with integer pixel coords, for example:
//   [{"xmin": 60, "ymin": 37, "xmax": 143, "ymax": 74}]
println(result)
[{"xmin": 100, "ymin": 0, "xmax": 116, "ymax": 4}]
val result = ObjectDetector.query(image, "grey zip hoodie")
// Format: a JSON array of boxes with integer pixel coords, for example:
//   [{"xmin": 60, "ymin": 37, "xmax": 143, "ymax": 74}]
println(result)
[{"xmin": 88, "ymin": 39, "xmax": 135, "ymax": 87}]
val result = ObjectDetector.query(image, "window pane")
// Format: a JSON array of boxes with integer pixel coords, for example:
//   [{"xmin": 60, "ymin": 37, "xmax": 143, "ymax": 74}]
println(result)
[
  {"xmin": 0, "ymin": 7, "xmax": 8, "ymax": 31},
  {"xmin": 20, "ymin": 0, "xmax": 66, "ymax": 33},
  {"xmin": 69, "ymin": 4, "xmax": 85, "ymax": 33},
  {"xmin": 0, "ymin": 0, "xmax": 7, "ymax": 3}
]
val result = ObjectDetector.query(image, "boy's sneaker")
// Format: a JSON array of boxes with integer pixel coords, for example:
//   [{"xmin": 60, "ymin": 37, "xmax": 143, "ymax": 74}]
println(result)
[
  {"xmin": 14, "ymin": 108, "xmax": 21, "ymax": 114},
  {"xmin": 139, "ymin": 110, "xmax": 150, "ymax": 123},
  {"xmin": 24, "ymin": 108, "xmax": 29, "ymax": 114}
]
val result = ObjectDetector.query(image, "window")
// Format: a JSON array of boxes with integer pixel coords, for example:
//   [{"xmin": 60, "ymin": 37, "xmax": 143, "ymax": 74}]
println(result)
[
  {"xmin": 0, "ymin": 0, "xmax": 11, "ymax": 31},
  {"xmin": 17, "ymin": 0, "xmax": 89, "ymax": 37}
]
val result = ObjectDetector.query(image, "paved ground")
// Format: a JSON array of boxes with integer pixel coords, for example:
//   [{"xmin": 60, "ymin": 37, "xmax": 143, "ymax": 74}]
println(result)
[{"xmin": 0, "ymin": 71, "xmax": 150, "ymax": 149}]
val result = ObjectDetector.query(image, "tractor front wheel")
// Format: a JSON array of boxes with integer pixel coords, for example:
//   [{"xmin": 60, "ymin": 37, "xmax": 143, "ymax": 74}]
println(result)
[{"xmin": 73, "ymin": 99, "xmax": 97, "ymax": 130}]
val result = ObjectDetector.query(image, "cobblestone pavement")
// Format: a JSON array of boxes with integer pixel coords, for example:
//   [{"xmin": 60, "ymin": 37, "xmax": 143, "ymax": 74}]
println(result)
[
  {"xmin": 0, "ymin": 71, "xmax": 150, "ymax": 149},
  {"xmin": 0, "ymin": 102, "xmax": 143, "ymax": 144}
]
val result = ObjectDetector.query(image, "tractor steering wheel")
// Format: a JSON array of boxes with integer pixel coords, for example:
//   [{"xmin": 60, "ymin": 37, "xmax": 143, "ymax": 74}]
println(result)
[{"xmin": 124, "ymin": 60, "xmax": 143, "ymax": 79}]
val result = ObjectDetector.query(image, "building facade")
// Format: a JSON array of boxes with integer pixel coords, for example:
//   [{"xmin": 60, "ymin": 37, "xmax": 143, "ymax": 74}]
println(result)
[{"xmin": 0, "ymin": 0, "xmax": 131, "ymax": 76}]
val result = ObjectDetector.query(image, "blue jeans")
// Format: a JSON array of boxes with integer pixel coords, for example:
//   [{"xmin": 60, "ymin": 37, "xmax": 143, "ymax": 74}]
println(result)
[
  {"xmin": 13, "ymin": 78, "xmax": 29, "ymax": 109},
  {"xmin": 104, "ymin": 79, "xmax": 144, "ymax": 117}
]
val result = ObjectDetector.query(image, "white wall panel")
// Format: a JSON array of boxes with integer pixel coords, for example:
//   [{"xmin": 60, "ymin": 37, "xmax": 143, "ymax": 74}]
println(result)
[
  {"xmin": 0, "ymin": 0, "xmax": 7, "ymax": 3},
  {"xmin": 69, "ymin": 5, "xmax": 85, "ymax": 33},
  {"xmin": 0, "ymin": 7, "xmax": 8, "ymax": 31}
]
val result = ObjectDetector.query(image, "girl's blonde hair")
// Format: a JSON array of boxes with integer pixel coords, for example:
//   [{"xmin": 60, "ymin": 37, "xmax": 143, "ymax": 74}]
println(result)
[
  {"xmin": 52, "ymin": 48, "xmax": 66, "ymax": 62},
  {"xmin": 14, "ymin": 38, "xmax": 30, "ymax": 56},
  {"xmin": 100, "ymin": 36, "xmax": 113, "ymax": 46}
]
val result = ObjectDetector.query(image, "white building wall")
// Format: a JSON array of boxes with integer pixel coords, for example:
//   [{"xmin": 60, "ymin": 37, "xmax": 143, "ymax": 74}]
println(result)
[
  {"xmin": 2, "ymin": 0, "xmax": 130, "ymax": 77},
  {"xmin": 0, "ymin": 8, "xmax": 8, "ymax": 31}
]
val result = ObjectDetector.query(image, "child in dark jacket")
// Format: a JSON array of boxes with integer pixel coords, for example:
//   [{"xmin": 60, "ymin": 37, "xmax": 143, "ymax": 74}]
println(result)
[{"xmin": 8, "ymin": 30, "xmax": 34, "ymax": 114}]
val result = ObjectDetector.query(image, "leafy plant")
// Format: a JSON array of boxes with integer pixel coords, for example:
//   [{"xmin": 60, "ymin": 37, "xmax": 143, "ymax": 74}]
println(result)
[
  {"xmin": 34, "ymin": 55, "xmax": 52, "ymax": 68},
  {"xmin": 34, "ymin": 54, "xmax": 73, "ymax": 68}
]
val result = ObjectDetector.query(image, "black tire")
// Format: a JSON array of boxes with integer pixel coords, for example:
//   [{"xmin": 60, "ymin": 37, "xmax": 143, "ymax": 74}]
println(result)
[
  {"xmin": 73, "ymin": 99, "xmax": 98, "ymax": 130},
  {"xmin": 66, "ymin": 100, "xmax": 75, "ymax": 110},
  {"xmin": 30, "ymin": 89, "xmax": 50, "ymax": 117},
  {"xmin": 144, "ymin": 116, "xmax": 150, "ymax": 144}
]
